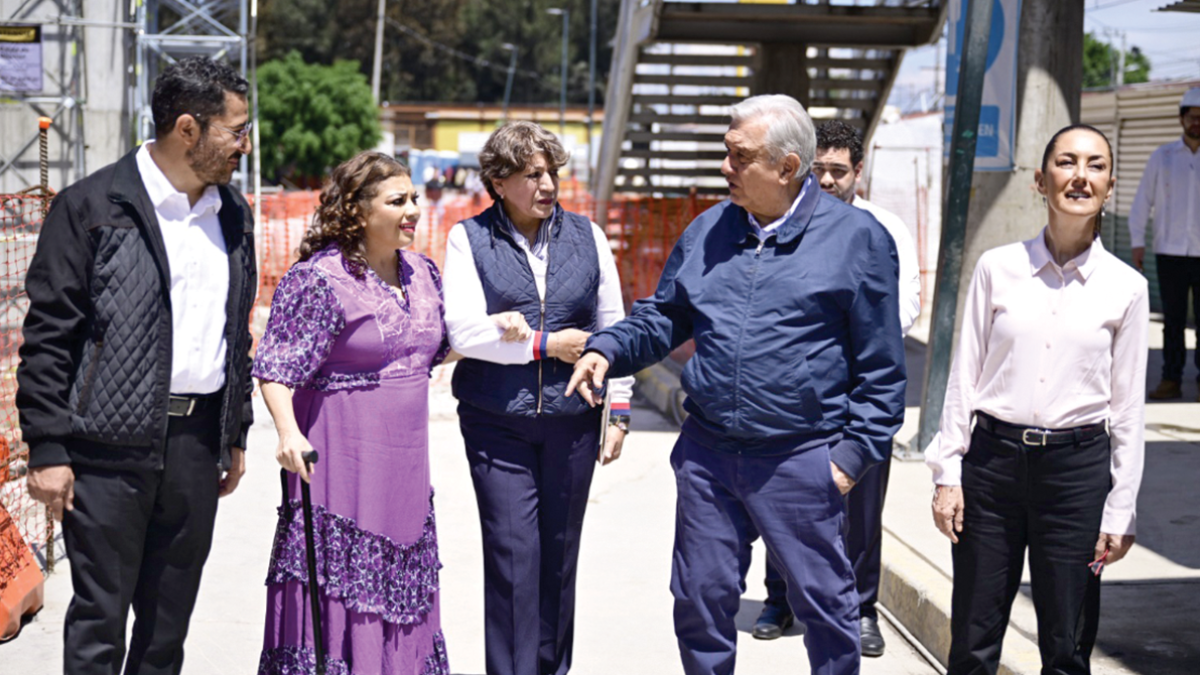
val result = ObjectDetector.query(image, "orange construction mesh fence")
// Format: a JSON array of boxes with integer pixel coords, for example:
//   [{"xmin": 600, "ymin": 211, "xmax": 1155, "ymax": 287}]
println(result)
[
  {"xmin": 1, "ymin": 193, "xmax": 54, "ymax": 580},
  {"xmin": 252, "ymin": 189, "xmax": 723, "ymax": 322}
]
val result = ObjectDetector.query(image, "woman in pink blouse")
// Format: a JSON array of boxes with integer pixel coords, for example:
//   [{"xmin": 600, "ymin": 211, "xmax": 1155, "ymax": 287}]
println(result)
[{"xmin": 928, "ymin": 125, "xmax": 1148, "ymax": 675}]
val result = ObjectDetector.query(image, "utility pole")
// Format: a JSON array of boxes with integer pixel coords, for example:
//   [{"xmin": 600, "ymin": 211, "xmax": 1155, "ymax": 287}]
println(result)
[
  {"xmin": 917, "ymin": 0, "xmax": 1085, "ymax": 452},
  {"xmin": 547, "ymin": 7, "xmax": 569, "ymax": 137},
  {"xmin": 587, "ymin": 0, "xmax": 597, "ymax": 191},
  {"xmin": 502, "ymin": 43, "xmax": 518, "ymax": 123},
  {"xmin": 1117, "ymin": 31, "xmax": 1127, "ymax": 87},
  {"xmin": 371, "ymin": 0, "xmax": 386, "ymax": 103}
]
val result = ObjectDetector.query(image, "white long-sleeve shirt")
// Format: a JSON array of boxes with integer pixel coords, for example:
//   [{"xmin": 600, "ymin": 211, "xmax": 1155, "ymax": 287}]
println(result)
[
  {"xmin": 928, "ymin": 230, "xmax": 1148, "ymax": 535},
  {"xmin": 1128, "ymin": 138, "xmax": 1200, "ymax": 255},
  {"xmin": 135, "ymin": 142, "xmax": 229, "ymax": 395},
  {"xmin": 853, "ymin": 196, "xmax": 922, "ymax": 336},
  {"xmin": 442, "ymin": 217, "xmax": 634, "ymax": 408}
]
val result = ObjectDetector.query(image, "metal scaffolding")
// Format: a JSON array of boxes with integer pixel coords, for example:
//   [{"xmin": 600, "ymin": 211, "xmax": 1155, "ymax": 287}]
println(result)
[
  {"xmin": 0, "ymin": 0, "xmax": 98, "ymax": 190},
  {"xmin": 136, "ymin": 0, "xmax": 249, "ymax": 192},
  {"xmin": 1, "ymin": 0, "xmax": 248, "ymax": 192}
]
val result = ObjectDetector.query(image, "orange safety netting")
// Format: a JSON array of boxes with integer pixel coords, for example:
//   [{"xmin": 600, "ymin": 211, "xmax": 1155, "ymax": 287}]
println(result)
[
  {"xmin": 0, "ymin": 194, "xmax": 54, "ymax": 581},
  {"xmin": 0, "ymin": 189, "xmax": 719, "ymax": 581}
]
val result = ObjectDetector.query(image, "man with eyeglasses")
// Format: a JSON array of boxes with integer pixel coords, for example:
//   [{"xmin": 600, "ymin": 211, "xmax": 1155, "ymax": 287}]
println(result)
[
  {"xmin": 18, "ymin": 56, "xmax": 257, "ymax": 674},
  {"xmin": 750, "ymin": 120, "xmax": 920, "ymax": 657},
  {"xmin": 1131, "ymin": 87, "xmax": 1200, "ymax": 402}
]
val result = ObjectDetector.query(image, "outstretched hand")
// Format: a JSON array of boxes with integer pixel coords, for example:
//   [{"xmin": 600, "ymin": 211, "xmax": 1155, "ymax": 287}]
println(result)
[{"xmin": 566, "ymin": 352, "xmax": 610, "ymax": 407}]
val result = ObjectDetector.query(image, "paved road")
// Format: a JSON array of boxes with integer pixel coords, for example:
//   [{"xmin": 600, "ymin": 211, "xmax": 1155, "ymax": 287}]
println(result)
[{"xmin": 2, "ymin": 379, "xmax": 939, "ymax": 674}]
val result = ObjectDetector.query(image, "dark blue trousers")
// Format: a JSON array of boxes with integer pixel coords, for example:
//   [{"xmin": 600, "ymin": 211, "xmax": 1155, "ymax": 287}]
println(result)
[
  {"xmin": 670, "ymin": 433, "xmax": 860, "ymax": 675},
  {"xmin": 459, "ymin": 402, "xmax": 601, "ymax": 675},
  {"xmin": 764, "ymin": 458, "xmax": 890, "ymax": 620}
]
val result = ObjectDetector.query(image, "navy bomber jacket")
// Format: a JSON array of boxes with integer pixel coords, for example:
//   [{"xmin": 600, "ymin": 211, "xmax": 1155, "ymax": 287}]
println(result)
[{"xmin": 586, "ymin": 174, "xmax": 906, "ymax": 481}]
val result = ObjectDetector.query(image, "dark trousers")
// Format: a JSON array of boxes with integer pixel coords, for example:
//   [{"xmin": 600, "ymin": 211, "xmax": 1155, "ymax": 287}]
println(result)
[
  {"xmin": 62, "ymin": 407, "xmax": 222, "ymax": 675},
  {"xmin": 458, "ymin": 402, "xmax": 601, "ymax": 675},
  {"xmin": 1155, "ymin": 254, "xmax": 1200, "ymax": 382},
  {"xmin": 670, "ymin": 434, "xmax": 859, "ymax": 675},
  {"xmin": 947, "ymin": 423, "xmax": 1110, "ymax": 675},
  {"xmin": 763, "ymin": 458, "xmax": 890, "ymax": 621}
]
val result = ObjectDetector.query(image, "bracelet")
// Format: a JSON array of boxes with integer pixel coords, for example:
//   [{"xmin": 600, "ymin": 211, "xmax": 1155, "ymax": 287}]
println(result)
[{"xmin": 608, "ymin": 414, "xmax": 630, "ymax": 434}]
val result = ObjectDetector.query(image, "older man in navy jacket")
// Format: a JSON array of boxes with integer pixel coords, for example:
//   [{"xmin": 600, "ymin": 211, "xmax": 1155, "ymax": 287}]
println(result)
[{"xmin": 568, "ymin": 94, "xmax": 906, "ymax": 675}]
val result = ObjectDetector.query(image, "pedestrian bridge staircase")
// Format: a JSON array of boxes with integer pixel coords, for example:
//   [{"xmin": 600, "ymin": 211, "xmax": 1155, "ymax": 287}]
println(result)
[{"xmin": 596, "ymin": 0, "xmax": 948, "ymax": 203}]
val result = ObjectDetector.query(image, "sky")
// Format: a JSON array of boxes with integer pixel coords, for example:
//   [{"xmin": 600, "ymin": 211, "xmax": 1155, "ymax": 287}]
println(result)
[{"xmin": 887, "ymin": 0, "xmax": 1200, "ymax": 113}]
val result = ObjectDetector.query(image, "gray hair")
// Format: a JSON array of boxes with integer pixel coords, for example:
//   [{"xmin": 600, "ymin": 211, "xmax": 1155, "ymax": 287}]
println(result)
[
  {"xmin": 478, "ymin": 121, "xmax": 571, "ymax": 201},
  {"xmin": 729, "ymin": 94, "xmax": 816, "ymax": 180}
]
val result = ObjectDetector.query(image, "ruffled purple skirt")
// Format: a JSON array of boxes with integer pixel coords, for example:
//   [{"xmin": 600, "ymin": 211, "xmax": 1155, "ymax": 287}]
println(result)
[{"xmin": 259, "ymin": 372, "xmax": 448, "ymax": 675}]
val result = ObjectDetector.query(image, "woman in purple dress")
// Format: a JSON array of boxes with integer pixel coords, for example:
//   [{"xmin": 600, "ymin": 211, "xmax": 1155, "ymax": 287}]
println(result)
[{"xmin": 253, "ymin": 151, "xmax": 453, "ymax": 675}]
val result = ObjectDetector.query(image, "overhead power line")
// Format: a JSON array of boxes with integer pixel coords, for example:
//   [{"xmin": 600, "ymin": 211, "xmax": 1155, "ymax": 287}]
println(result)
[{"xmin": 384, "ymin": 17, "xmax": 549, "ymax": 84}]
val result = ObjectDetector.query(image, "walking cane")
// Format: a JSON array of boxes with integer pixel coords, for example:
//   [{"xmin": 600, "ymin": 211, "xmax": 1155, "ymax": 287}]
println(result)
[{"xmin": 280, "ymin": 450, "xmax": 324, "ymax": 674}]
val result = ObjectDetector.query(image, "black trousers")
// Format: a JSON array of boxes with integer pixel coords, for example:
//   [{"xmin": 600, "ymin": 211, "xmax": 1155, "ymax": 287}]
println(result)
[
  {"xmin": 1155, "ymin": 254, "xmax": 1200, "ymax": 382},
  {"xmin": 762, "ymin": 458, "xmax": 890, "ymax": 621},
  {"xmin": 62, "ymin": 406, "xmax": 222, "ymax": 675},
  {"xmin": 947, "ymin": 423, "xmax": 1110, "ymax": 675},
  {"xmin": 458, "ymin": 402, "xmax": 601, "ymax": 675}
]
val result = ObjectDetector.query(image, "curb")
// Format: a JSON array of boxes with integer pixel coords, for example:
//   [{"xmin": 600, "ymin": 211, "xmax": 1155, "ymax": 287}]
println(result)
[{"xmin": 880, "ymin": 528, "xmax": 1044, "ymax": 675}]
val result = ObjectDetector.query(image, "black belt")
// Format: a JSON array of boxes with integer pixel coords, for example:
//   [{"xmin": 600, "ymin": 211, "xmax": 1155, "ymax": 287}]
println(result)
[
  {"xmin": 167, "ymin": 390, "xmax": 223, "ymax": 417},
  {"xmin": 975, "ymin": 412, "xmax": 1107, "ymax": 448}
]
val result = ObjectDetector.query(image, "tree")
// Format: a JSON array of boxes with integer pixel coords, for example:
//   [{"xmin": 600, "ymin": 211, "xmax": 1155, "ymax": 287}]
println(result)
[
  {"xmin": 256, "ymin": 0, "xmax": 622, "ymax": 107},
  {"xmin": 257, "ymin": 52, "xmax": 383, "ymax": 185},
  {"xmin": 1083, "ymin": 32, "xmax": 1151, "ymax": 89}
]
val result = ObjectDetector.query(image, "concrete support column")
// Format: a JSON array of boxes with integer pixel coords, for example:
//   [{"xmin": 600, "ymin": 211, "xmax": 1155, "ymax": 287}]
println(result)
[
  {"xmin": 753, "ymin": 43, "xmax": 809, "ymax": 105},
  {"xmin": 949, "ymin": 0, "xmax": 1084, "ymax": 333}
]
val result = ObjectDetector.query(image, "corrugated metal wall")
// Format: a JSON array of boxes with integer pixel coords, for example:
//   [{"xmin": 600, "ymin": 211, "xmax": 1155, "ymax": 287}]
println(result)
[{"xmin": 1082, "ymin": 80, "xmax": 1200, "ymax": 314}]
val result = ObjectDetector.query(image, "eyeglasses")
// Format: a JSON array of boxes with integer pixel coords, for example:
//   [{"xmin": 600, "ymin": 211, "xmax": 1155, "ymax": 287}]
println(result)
[{"xmin": 208, "ymin": 120, "xmax": 253, "ymax": 147}]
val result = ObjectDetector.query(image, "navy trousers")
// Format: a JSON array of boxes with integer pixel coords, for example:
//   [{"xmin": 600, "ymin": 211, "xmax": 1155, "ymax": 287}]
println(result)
[
  {"xmin": 764, "ymin": 458, "xmax": 890, "ymax": 621},
  {"xmin": 459, "ymin": 402, "xmax": 601, "ymax": 675},
  {"xmin": 670, "ymin": 433, "xmax": 860, "ymax": 675}
]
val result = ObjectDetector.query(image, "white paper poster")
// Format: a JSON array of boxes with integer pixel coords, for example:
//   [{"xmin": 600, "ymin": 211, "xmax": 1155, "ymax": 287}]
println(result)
[{"xmin": 0, "ymin": 24, "xmax": 43, "ymax": 93}]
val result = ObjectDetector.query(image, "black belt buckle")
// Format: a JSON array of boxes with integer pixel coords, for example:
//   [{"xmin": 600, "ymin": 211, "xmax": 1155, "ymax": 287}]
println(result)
[
  {"xmin": 1021, "ymin": 428, "xmax": 1050, "ymax": 446},
  {"xmin": 168, "ymin": 395, "xmax": 198, "ymax": 417}
]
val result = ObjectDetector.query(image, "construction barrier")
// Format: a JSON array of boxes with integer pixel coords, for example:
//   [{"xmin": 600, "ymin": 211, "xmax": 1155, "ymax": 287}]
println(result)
[{"xmin": 0, "ymin": 193, "xmax": 53, "ymax": 614}]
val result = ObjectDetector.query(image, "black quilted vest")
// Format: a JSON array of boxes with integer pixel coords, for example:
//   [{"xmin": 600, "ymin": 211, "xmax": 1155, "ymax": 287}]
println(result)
[{"xmin": 451, "ymin": 203, "xmax": 599, "ymax": 417}]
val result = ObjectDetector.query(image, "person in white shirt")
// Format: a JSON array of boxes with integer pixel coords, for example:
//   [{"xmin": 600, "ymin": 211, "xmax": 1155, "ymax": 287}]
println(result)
[
  {"xmin": 1129, "ymin": 87, "xmax": 1200, "ymax": 400},
  {"xmin": 930, "ymin": 124, "xmax": 1147, "ymax": 675},
  {"xmin": 749, "ymin": 120, "xmax": 921, "ymax": 656},
  {"xmin": 441, "ymin": 121, "xmax": 633, "ymax": 675},
  {"xmin": 18, "ymin": 57, "xmax": 257, "ymax": 674}
]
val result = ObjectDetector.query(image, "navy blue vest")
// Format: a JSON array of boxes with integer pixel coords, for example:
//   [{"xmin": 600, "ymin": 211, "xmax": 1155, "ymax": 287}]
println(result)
[{"xmin": 452, "ymin": 203, "xmax": 601, "ymax": 417}]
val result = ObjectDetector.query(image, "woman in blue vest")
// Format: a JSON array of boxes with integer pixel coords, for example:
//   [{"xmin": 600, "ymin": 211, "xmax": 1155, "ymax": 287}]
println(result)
[{"xmin": 442, "ymin": 121, "xmax": 634, "ymax": 675}]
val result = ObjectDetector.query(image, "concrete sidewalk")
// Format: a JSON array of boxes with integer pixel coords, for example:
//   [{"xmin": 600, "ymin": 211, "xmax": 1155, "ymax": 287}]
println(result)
[
  {"xmin": 879, "ymin": 323, "xmax": 1200, "ymax": 675},
  {"xmin": 0, "ymin": 370, "xmax": 939, "ymax": 674}
]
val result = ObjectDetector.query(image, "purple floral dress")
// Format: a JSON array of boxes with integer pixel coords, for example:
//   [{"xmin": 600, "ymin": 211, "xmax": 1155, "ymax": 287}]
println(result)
[{"xmin": 253, "ymin": 244, "xmax": 451, "ymax": 675}]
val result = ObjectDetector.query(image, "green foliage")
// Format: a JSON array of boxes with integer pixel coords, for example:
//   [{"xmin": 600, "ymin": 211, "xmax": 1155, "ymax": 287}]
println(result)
[
  {"xmin": 256, "ymin": 0, "xmax": 621, "ymax": 106},
  {"xmin": 1083, "ymin": 32, "xmax": 1151, "ymax": 89},
  {"xmin": 257, "ymin": 52, "xmax": 382, "ymax": 184}
]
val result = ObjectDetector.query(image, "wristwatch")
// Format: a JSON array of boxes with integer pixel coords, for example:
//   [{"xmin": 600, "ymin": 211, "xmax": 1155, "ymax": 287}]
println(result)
[{"xmin": 608, "ymin": 415, "xmax": 630, "ymax": 434}]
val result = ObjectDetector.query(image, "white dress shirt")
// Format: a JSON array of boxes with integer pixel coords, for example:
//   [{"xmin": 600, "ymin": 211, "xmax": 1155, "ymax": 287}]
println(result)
[
  {"xmin": 1129, "ymin": 139, "xmax": 1200, "ymax": 255},
  {"xmin": 853, "ymin": 196, "xmax": 921, "ymax": 336},
  {"xmin": 928, "ymin": 230, "xmax": 1149, "ymax": 535},
  {"xmin": 136, "ymin": 142, "xmax": 230, "ymax": 395},
  {"xmin": 442, "ymin": 216, "xmax": 634, "ymax": 405}
]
